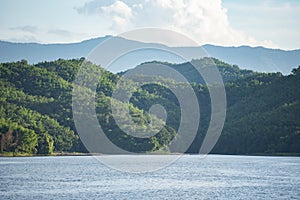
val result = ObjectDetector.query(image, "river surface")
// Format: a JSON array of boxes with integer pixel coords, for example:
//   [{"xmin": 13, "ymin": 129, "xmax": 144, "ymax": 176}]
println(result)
[{"xmin": 0, "ymin": 155, "xmax": 299, "ymax": 199}]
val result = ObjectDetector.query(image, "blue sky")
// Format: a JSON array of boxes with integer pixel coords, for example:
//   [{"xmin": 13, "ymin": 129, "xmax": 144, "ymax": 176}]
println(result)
[{"xmin": 0, "ymin": 0, "xmax": 299, "ymax": 49}]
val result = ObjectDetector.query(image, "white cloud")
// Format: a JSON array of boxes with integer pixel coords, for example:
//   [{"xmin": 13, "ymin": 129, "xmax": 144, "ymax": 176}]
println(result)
[
  {"xmin": 101, "ymin": 1, "xmax": 133, "ymax": 31},
  {"xmin": 48, "ymin": 29, "xmax": 72, "ymax": 37},
  {"xmin": 2, "ymin": 0, "xmax": 298, "ymax": 49},
  {"xmin": 132, "ymin": 3, "xmax": 143, "ymax": 9},
  {"xmin": 0, "ymin": 26, "xmax": 84, "ymax": 44},
  {"xmin": 154, "ymin": 0, "xmax": 173, "ymax": 9},
  {"xmin": 10, "ymin": 26, "xmax": 39, "ymax": 34},
  {"xmin": 75, "ymin": 0, "xmax": 278, "ymax": 48},
  {"xmin": 101, "ymin": 1, "xmax": 132, "ymax": 19},
  {"xmin": 149, "ymin": 0, "xmax": 277, "ymax": 47}
]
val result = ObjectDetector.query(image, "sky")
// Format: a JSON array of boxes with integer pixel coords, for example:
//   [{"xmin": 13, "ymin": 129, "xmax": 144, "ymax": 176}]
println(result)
[{"xmin": 0, "ymin": 0, "xmax": 299, "ymax": 50}]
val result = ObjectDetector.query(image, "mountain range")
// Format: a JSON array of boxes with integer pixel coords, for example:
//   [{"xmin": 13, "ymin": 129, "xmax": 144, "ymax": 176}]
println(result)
[{"xmin": 1, "ymin": 36, "xmax": 300, "ymax": 74}]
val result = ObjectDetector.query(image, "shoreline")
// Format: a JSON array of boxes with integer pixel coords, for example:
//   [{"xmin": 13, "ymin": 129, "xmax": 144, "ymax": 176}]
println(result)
[
  {"xmin": 0, "ymin": 152, "xmax": 101, "ymax": 157},
  {"xmin": 1, "ymin": 152, "xmax": 300, "ymax": 157}
]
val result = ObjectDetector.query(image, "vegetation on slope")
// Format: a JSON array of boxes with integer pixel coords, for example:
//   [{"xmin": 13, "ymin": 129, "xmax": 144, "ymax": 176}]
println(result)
[{"xmin": 0, "ymin": 58, "xmax": 299, "ymax": 155}]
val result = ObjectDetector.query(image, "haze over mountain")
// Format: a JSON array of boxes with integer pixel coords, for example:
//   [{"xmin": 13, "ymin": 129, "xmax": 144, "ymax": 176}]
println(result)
[{"xmin": 1, "ymin": 36, "xmax": 300, "ymax": 74}]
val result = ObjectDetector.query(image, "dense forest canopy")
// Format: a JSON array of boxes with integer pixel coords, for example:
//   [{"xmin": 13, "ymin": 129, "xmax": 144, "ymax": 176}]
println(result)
[{"xmin": 0, "ymin": 58, "xmax": 299, "ymax": 155}]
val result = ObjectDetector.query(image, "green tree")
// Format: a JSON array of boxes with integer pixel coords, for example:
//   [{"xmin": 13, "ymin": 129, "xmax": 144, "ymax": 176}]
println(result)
[{"xmin": 37, "ymin": 134, "xmax": 54, "ymax": 154}]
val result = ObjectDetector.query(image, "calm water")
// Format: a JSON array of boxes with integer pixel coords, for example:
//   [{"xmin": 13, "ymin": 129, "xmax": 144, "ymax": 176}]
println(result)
[{"xmin": 0, "ymin": 155, "xmax": 299, "ymax": 199}]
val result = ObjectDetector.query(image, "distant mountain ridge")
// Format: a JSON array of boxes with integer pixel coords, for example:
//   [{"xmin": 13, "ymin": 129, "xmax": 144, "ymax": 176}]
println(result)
[{"xmin": 1, "ymin": 36, "xmax": 299, "ymax": 74}]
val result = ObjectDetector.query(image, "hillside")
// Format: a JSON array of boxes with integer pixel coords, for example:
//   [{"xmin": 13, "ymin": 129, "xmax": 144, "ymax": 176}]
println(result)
[
  {"xmin": 0, "ymin": 58, "xmax": 299, "ymax": 155},
  {"xmin": 122, "ymin": 58, "xmax": 256, "ymax": 84}
]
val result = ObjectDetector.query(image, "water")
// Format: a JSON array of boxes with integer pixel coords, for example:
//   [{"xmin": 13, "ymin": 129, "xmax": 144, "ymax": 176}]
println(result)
[{"xmin": 0, "ymin": 155, "xmax": 299, "ymax": 199}]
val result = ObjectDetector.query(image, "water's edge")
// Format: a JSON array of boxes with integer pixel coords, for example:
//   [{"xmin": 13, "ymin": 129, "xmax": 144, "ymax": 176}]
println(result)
[{"xmin": 1, "ymin": 152, "xmax": 300, "ymax": 157}]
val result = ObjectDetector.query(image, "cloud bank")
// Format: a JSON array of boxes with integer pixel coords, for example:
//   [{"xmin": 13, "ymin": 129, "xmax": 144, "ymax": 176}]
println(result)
[{"xmin": 76, "ymin": 0, "xmax": 277, "ymax": 48}]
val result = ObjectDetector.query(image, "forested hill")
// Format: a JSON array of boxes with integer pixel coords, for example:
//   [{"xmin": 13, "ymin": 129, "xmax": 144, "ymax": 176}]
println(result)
[
  {"xmin": 120, "ymin": 58, "xmax": 256, "ymax": 84},
  {"xmin": 0, "ymin": 58, "xmax": 299, "ymax": 155}
]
